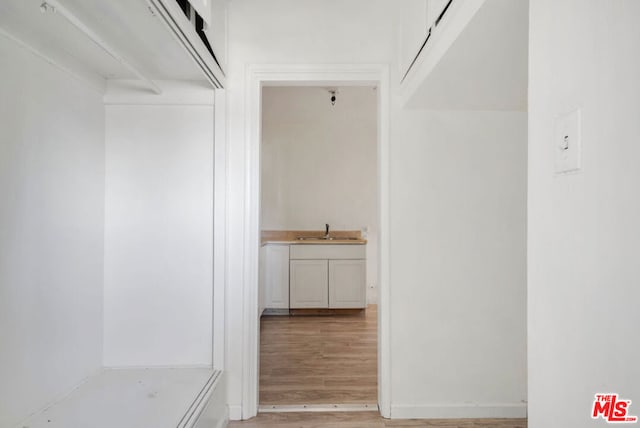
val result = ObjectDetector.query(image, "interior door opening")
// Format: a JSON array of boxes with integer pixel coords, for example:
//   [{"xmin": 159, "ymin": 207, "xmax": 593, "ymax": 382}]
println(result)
[{"xmin": 257, "ymin": 84, "xmax": 381, "ymax": 412}]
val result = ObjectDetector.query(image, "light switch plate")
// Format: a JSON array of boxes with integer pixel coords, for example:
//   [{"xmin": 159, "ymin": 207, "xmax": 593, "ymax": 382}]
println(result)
[{"xmin": 554, "ymin": 109, "xmax": 582, "ymax": 174}]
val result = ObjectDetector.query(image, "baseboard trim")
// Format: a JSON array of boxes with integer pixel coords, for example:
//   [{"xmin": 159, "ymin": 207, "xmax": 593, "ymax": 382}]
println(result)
[
  {"xmin": 391, "ymin": 403, "xmax": 527, "ymax": 419},
  {"xmin": 262, "ymin": 308, "xmax": 289, "ymax": 316},
  {"xmin": 228, "ymin": 405, "xmax": 243, "ymax": 421}
]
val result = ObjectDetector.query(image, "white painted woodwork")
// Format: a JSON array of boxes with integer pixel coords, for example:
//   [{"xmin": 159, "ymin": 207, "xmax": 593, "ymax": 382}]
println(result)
[
  {"xmin": 208, "ymin": 0, "xmax": 228, "ymax": 72},
  {"xmin": 104, "ymin": 80, "xmax": 215, "ymax": 105},
  {"xmin": 264, "ymin": 245, "xmax": 290, "ymax": 309},
  {"xmin": 399, "ymin": 0, "xmax": 483, "ymax": 103},
  {"xmin": 259, "ymin": 246, "xmax": 266, "ymax": 316},
  {"xmin": 20, "ymin": 369, "xmax": 226, "ymax": 428},
  {"xmin": 238, "ymin": 62, "xmax": 392, "ymax": 418},
  {"xmin": 0, "ymin": 0, "xmax": 218, "ymax": 89},
  {"xmin": 190, "ymin": 0, "xmax": 212, "ymax": 24},
  {"xmin": 400, "ymin": 0, "xmax": 528, "ymax": 111},
  {"xmin": 399, "ymin": 0, "xmax": 454, "ymax": 80},
  {"xmin": 289, "ymin": 260, "xmax": 329, "ymax": 309},
  {"xmin": 212, "ymin": 89, "xmax": 227, "ymax": 372},
  {"xmin": 329, "ymin": 260, "xmax": 367, "ymax": 309},
  {"xmin": 426, "ymin": 0, "xmax": 450, "ymax": 27},
  {"xmin": 398, "ymin": 0, "xmax": 429, "ymax": 78},
  {"xmin": 289, "ymin": 244, "xmax": 365, "ymax": 260},
  {"xmin": 193, "ymin": 369, "xmax": 228, "ymax": 428},
  {"xmin": 149, "ymin": 0, "xmax": 224, "ymax": 88}
]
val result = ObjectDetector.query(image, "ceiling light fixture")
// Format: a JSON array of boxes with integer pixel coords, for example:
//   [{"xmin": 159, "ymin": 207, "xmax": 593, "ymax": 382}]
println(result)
[{"xmin": 40, "ymin": 2, "xmax": 54, "ymax": 13}]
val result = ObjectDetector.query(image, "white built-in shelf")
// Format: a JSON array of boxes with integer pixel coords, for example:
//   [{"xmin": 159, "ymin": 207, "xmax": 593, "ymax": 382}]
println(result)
[
  {"xmin": 399, "ymin": 0, "xmax": 528, "ymax": 110},
  {"xmin": 0, "ymin": 0, "xmax": 225, "ymax": 92},
  {"xmin": 20, "ymin": 368, "xmax": 222, "ymax": 428}
]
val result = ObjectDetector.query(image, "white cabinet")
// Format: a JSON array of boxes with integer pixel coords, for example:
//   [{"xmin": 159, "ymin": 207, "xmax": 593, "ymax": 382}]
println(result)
[
  {"xmin": 398, "ymin": 0, "xmax": 452, "ymax": 79},
  {"xmin": 259, "ymin": 246, "xmax": 266, "ymax": 315},
  {"xmin": 208, "ymin": 0, "xmax": 228, "ymax": 72},
  {"xmin": 427, "ymin": 0, "xmax": 450, "ymax": 27},
  {"xmin": 289, "ymin": 244, "xmax": 366, "ymax": 309},
  {"xmin": 399, "ymin": 0, "xmax": 429, "ymax": 77},
  {"xmin": 290, "ymin": 244, "xmax": 365, "ymax": 260},
  {"xmin": 329, "ymin": 260, "xmax": 366, "ymax": 309},
  {"xmin": 263, "ymin": 245, "xmax": 290, "ymax": 309},
  {"xmin": 289, "ymin": 260, "xmax": 329, "ymax": 308}
]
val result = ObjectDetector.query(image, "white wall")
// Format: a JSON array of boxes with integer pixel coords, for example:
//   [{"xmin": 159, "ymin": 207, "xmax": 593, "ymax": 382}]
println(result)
[
  {"xmin": 225, "ymin": 0, "xmax": 395, "ymax": 417},
  {"xmin": 261, "ymin": 86, "xmax": 378, "ymax": 302},
  {"xmin": 103, "ymin": 98, "xmax": 214, "ymax": 367},
  {"xmin": 0, "ymin": 36, "xmax": 105, "ymax": 427},
  {"xmin": 528, "ymin": 1, "xmax": 640, "ymax": 427},
  {"xmin": 389, "ymin": 109, "xmax": 528, "ymax": 417}
]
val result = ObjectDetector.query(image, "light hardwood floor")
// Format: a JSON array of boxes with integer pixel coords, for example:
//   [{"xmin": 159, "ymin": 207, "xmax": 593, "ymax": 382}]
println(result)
[
  {"xmin": 252, "ymin": 306, "xmax": 527, "ymax": 428},
  {"xmin": 259, "ymin": 305, "xmax": 377, "ymax": 405},
  {"xmin": 228, "ymin": 412, "xmax": 528, "ymax": 427}
]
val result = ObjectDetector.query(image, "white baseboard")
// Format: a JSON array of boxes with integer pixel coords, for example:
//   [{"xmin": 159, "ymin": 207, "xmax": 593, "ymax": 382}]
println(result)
[
  {"xmin": 227, "ymin": 405, "xmax": 243, "ymax": 421},
  {"xmin": 391, "ymin": 403, "xmax": 527, "ymax": 419}
]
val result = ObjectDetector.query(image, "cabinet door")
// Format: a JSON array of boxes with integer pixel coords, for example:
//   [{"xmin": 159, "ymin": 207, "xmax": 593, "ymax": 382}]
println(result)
[
  {"xmin": 264, "ymin": 245, "xmax": 290, "ymax": 309},
  {"xmin": 259, "ymin": 246, "xmax": 266, "ymax": 315},
  {"xmin": 329, "ymin": 260, "xmax": 366, "ymax": 309},
  {"xmin": 290, "ymin": 260, "xmax": 328, "ymax": 308},
  {"xmin": 399, "ymin": 0, "xmax": 429, "ymax": 77},
  {"xmin": 209, "ymin": 0, "xmax": 228, "ymax": 71},
  {"xmin": 426, "ymin": 0, "xmax": 450, "ymax": 27}
]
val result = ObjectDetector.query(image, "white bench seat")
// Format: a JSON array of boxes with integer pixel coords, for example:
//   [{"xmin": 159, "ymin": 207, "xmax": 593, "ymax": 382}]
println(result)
[{"xmin": 20, "ymin": 368, "xmax": 225, "ymax": 428}]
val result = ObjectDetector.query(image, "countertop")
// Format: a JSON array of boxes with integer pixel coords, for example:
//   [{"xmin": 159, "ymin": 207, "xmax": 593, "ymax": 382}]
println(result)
[{"xmin": 261, "ymin": 230, "xmax": 367, "ymax": 246}]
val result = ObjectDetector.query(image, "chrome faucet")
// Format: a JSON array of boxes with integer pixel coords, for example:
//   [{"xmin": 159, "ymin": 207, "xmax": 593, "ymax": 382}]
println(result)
[{"xmin": 324, "ymin": 223, "xmax": 330, "ymax": 239}]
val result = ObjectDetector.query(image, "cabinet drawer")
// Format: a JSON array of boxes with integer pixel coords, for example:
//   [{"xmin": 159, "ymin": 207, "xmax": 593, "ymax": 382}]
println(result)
[{"xmin": 289, "ymin": 244, "xmax": 365, "ymax": 260}]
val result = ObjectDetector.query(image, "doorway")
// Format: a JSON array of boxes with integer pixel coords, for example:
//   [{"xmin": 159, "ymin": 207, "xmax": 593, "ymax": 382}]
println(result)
[
  {"xmin": 258, "ymin": 85, "xmax": 379, "ymax": 409},
  {"xmin": 241, "ymin": 65, "xmax": 391, "ymax": 418}
]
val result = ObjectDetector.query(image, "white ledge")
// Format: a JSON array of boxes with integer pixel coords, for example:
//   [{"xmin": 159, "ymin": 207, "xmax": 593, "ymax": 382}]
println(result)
[{"xmin": 19, "ymin": 368, "xmax": 225, "ymax": 428}]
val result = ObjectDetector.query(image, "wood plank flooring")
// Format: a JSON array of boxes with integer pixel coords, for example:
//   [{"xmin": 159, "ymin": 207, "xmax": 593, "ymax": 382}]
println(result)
[
  {"xmin": 228, "ymin": 412, "xmax": 528, "ymax": 427},
  {"xmin": 253, "ymin": 306, "xmax": 527, "ymax": 428},
  {"xmin": 259, "ymin": 305, "xmax": 377, "ymax": 405}
]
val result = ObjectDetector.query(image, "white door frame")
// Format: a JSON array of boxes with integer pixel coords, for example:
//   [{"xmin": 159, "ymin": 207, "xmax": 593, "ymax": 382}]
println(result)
[{"xmin": 242, "ymin": 64, "xmax": 391, "ymax": 419}]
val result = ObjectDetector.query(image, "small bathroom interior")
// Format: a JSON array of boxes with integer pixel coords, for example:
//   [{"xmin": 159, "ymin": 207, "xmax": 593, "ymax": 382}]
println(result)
[{"xmin": 258, "ymin": 85, "xmax": 380, "ymax": 407}]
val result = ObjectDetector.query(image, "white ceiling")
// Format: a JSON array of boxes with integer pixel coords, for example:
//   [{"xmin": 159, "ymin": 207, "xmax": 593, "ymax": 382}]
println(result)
[
  {"xmin": 406, "ymin": 0, "xmax": 529, "ymax": 111},
  {"xmin": 0, "ymin": 0, "xmax": 206, "ymax": 89}
]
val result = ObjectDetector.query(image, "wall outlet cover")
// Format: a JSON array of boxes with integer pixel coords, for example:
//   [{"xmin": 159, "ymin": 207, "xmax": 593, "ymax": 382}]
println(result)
[{"xmin": 554, "ymin": 109, "xmax": 582, "ymax": 174}]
